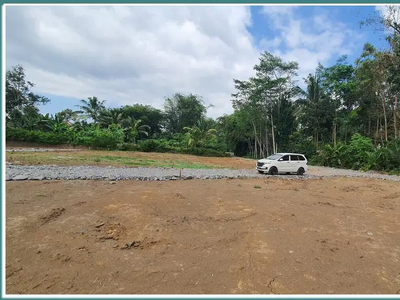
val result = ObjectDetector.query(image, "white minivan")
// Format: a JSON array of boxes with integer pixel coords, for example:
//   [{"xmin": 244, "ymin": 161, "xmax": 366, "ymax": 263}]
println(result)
[{"xmin": 256, "ymin": 153, "xmax": 308, "ymax": 175}]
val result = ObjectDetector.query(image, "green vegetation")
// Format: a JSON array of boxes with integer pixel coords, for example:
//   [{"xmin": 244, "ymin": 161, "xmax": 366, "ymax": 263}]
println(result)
[{"xmin": 5, "ymin": 6, "xmax": 400, "ymax": 173}]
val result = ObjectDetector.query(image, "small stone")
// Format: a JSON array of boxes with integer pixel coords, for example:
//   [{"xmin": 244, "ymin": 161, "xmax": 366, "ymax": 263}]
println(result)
[
  {"xmin": 110, "ymin": 182, "xmax": 116, "ymax": 185},
  {"xmin": 289, "ymin": 250, "xmax": 294, "ymax": 254},
  {"xmin": 95, "ymin": 222, "xmax": 105, "ymax": 228},
  {"xmin": 367, "ymin": 232, "xmax": 373, "ymax": 236},
  {"xmin": 13, "ymin": 175, "xmax": 29, "ymax": 181}
]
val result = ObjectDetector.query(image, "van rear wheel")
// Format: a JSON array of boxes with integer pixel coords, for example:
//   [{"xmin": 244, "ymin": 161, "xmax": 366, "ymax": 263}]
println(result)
[{"xmin": 297, "ymin": 167, "xmax": 305, "ymax": 176}]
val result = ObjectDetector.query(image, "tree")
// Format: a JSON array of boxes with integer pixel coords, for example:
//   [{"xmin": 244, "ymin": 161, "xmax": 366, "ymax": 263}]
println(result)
[
  {"xmin": 123, "ymin": 117, "xmax": 150, "ymax": 144},
  {"xmin": 296, "ymin": 73, "xmax": 333, "ymax": 148},
  {"xmin": 58, "ymin": 109, "xmax": 79, "ymax": 123},
  {"xmin": 183, "ymin": 118, "xmax": 217, "ymax": 149},
  {"xmin": 163, "ymin": 93, "xmax": 207, "ymax": 134},
  {"xmin": 120, "ymin": 104, "xmax": 164, "ymax": 136},
  {"xmin": 98, "ymin": 108, "xmax": 124, "ymax": 128},
  {"xmin": 6, "ymin": 64, "xmax": 50, "ymax": 126},
  {"xmin": 76, "ymin": 96, "xmax": 106, "ymax": 123},
  {"xmin": 231, "ymin": 51, "xmax": 299, "ymax": 158}
]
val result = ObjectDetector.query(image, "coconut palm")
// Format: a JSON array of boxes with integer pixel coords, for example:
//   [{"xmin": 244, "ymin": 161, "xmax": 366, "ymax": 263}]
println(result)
[
  {"xmin": 123, "ymin": 117, "xmax": 150, "ymax": 144},
  {"xmin": 98, "ymin": 109, "xmax": 124, "ymax": 128},
  {"xmin": 183, "ymin": 118, "xmax": 217, "ymax": 148},
  {"xmin": 76, "ymin": 96, "xmax": 106, "ymax": 123}
]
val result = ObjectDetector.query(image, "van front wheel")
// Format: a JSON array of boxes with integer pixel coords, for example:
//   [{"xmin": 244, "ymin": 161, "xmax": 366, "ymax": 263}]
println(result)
[{"xmin": 269, "ymin": 167, "xmax": 278, "ymax": 175}]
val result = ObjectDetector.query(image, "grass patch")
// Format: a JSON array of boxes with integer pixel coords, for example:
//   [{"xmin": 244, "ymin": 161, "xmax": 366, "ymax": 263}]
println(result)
[
  {"xmin": 254, "ymin": 185, "xmax": 261, "ymax": 189},
  {"xmin": 388, "ymin": 170, "xmax": 400, "ymax": 176},
  {"xmin": 5, "ymin": 151, "xmax": 226, "ymax": 169}
]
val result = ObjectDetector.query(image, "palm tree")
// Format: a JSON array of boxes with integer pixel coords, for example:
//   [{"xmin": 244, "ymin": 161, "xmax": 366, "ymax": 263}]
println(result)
[
  {"xmin": 296, "ymin": 73, "xmax": 329, "ymax": 148},
  {"xmin": 40, "ymin": 113, "xmax": 70, "ymax": 133},
  {"xmin": 98, "ymin": 109, "xmax": 124, "ymax": 128},
  {"xmin": 76, "ymin": 96, "xmax": 106, "ymax": 123},
  {"xmin": 184, "ymin": 118, "xmax": 217, "ymax": 148},
  {"xmin": 123, "ymin": 117, "xmax": 150, "ymax": 144}
]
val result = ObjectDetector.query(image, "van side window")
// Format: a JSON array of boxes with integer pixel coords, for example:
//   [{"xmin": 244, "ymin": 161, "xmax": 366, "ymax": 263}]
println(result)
[
  {"xmin": 290, "ymin": 155, "xmax": 298, "ymax": 161},
  {"xmin": 282, "ymin": 155, "xmax": 290, "ymax": 161},
  {"xmin": 299, "ymin": 156, "xmax": 305, "ymax": 161}
]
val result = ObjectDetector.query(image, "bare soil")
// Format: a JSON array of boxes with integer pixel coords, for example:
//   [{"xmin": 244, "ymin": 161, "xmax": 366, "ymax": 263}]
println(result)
[
  {"xmin": 6, "ymin": 177, "xmax": 400, "ymax": 294},
  {"xmin": 6, "ymin": 149, "xmax": 255, "ymax": 169}
]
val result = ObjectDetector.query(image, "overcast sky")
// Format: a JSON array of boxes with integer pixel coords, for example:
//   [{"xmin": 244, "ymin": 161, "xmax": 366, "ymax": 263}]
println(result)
[{"xmin": 6, "ymin": 5, "xmax": 390, "ymax": 119}]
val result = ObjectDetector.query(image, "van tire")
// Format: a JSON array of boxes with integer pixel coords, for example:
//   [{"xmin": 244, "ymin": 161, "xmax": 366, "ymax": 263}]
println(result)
[
  {"xmin": 297, "ymin": 167, "xmax": 305, "ymax": 175},
  {"xmin": 269, "ymin": 167, "xmax": 278, "ymax": 175}
]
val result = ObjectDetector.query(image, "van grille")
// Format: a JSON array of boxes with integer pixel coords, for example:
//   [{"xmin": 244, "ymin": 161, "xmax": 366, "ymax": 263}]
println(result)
[{"xmin": 257, "ymin": 162, "xmax": 264, "ymax": 167}]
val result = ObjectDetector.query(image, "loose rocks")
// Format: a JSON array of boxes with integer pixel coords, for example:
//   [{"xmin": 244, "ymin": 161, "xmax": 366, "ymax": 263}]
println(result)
[{"xmin": 5, "ymin": 164, "xmax": 400, "ymax": 182}]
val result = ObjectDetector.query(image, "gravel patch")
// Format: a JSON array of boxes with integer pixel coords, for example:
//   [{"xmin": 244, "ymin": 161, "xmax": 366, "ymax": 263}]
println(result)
[{"xmin": 5, "ymin": 164, "xmax": 400, "ymax": 182}]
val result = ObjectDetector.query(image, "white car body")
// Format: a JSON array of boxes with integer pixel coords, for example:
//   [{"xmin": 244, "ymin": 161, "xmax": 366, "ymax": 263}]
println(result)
[{"xmin": 256, "ymin": 153, "xmax": 308, "ymax": 175}]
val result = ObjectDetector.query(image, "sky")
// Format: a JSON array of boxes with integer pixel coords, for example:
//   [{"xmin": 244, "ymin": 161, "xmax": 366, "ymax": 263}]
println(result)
[{"xmin": 5, "ymin": 5, "xmax": 393, "ymax": 119}]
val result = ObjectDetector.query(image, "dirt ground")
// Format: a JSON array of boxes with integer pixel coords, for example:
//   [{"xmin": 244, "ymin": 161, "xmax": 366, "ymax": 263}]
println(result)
[
  {"xmin": 6, "ymin": 148, "xmax": 254, "ymax": 169},
  {"xmin": 6, "ymin": 177, "xmax": 400, "ymax": 294}
]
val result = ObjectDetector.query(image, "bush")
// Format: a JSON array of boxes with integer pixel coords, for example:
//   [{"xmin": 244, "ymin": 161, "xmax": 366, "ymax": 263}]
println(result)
[
  {"xmin": 6, "ymin": 128, "xmax": 72, "ymax": 145},
  {"xmin": 346, "ymin": 133, "xmax": 374, "ymax": 170},
  {"xmin": 137, "ymin": 139, "xmax": 180, "ymax": 153},
  {"xmin": 318, "ymin": 142, "xmax": 348, "ymax": 168},
  {"xmin": 72, "ymin": 125, "xmax": 124, "ymax": 150},
  {"xmin": 116, "ymin": 143, "xmax": 138, "ymax": 151},
  {"xmin": 288, "ymin": 132, "xmax": 317, "ymax": 159}
]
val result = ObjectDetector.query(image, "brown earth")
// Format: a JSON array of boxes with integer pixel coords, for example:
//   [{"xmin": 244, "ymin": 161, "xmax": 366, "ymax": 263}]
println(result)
[
  {"xmin": 6, "ymin": 149, "xmax": 255, "ymax": 169},
  {"xmin": 6, "ymin": 177, "xmax": 400, "ymax": 295}
]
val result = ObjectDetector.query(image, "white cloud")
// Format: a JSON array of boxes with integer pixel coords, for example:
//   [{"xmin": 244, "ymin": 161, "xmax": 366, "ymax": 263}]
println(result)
[
  {"xmin": 6, "ymin": 5, "xmax": 368, "ymax": 119},
  {"xmin": 259, "ymin": 36, "xmax": 282, "ymax": 49},
  {"xmin": 6, "ymin": 5, "xmax": 259, "ymax": 119},
  {"xmin": 261, "ymin": 6, "xmax": 364, "ymax": 84}
]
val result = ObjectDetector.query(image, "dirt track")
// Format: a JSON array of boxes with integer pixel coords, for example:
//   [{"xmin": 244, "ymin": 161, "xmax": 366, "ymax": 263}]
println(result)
[{"xmin": 6, "ymin": 177, "xmax": 400, "ymax": 294}]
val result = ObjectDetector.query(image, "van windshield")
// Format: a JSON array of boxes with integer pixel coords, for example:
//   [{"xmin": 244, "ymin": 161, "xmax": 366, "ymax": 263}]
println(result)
[{"xmin": 265, "ymin": 154, "xmax": 282, "ymax": 160}]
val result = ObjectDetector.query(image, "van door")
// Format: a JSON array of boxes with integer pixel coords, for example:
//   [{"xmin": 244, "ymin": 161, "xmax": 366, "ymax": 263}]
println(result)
[
  {"xmin": 279, "ymin": 155, "xmax": 290, "ymax": 172},
  {"xmin": 290, "ymin": 155, "xmax": 299, "ymax": 172}
]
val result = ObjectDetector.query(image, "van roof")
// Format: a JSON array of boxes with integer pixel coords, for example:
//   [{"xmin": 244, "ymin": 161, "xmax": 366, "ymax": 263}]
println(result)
[{"xmin": 275, "ymin": 153, "xmax": 307, "ymax": 157}]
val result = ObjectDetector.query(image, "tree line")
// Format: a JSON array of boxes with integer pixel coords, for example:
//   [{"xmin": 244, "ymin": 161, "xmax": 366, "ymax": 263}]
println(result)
[{"xmin": 6, "ymin": 6, "xmax": 400, "ymax": 172}]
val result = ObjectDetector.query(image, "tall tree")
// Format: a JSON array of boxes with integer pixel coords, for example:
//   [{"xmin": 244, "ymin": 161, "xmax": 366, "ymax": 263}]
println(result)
[
  {"xmin": 6, "ymin": 64, "xmax": 50, "ymax": 126},
  {"xmin": 231, "ymin": 51, "xmax": 299, "ymax": 158},
  {"xmin": 163, "ymin": 93, "xmax": 207, "ymax": 134},
  {"xmin": 120, "ymin": 104, "xmax": 164, "ymax": 136}
]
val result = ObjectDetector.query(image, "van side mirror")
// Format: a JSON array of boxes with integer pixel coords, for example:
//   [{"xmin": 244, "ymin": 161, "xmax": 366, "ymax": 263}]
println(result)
[{"xmin": 278, "ymin": 158, "xmax": 283, "ymax": 161}]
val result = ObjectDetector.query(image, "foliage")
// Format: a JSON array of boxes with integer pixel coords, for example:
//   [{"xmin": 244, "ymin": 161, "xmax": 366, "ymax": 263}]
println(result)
[
  {"xmin": 76, "ymin": 96, "xmax": 106, "ymax": 123},
  {"xmin": 163, "ymin": 93, "xmax": 208, "ymax": 134},
  {"xmin": 6, "ymin": 128, "xmax": 72, "ymax": 145}
]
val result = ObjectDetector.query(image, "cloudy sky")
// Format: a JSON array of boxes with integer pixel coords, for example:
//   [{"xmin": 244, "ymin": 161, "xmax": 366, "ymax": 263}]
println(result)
[{"xmin": 6, "ymin": 5, "xmax": 390, "ymax": 119}]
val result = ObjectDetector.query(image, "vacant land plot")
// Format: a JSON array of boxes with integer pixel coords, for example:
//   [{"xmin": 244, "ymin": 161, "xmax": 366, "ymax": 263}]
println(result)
[
  {"xmin": 6, "ymin": 149, "xmax": 254, "ymax": 169},
  {"xmin": 6, "ymin": 177, "xmax": 400, "ymax": 294}
]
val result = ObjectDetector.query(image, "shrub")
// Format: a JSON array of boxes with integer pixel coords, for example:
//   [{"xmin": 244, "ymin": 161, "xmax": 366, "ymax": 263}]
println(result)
[
  {"xmin": 318, "ymin": 142, "xmax": 348, "ymax": 168},
  {"xmin": 6, "ymin": 128, "xmax": 72, "ymax": 145},
  {"xmin": 288, "ymin": 132, "xmax": 317, "ymax": 159},
  {"xmin": 137, "ymin": 139, "xmax": 180, "ymax": 153},
  {"xmin": 116, "ymin": 143, "xmax": 138, "ymax": 151},
  {"xmin": 346, "ymin": 133, "xmax": 374, "ymax": 169}
]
